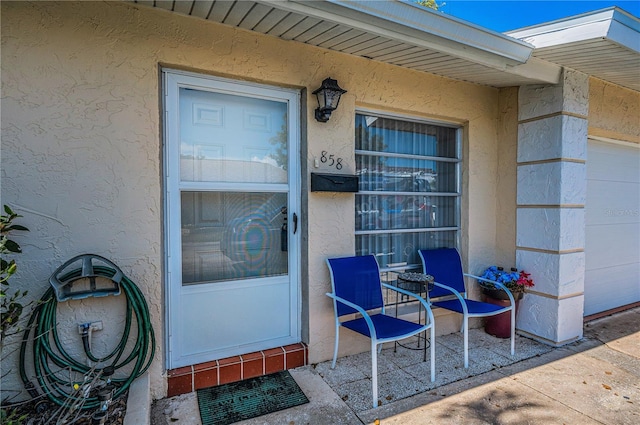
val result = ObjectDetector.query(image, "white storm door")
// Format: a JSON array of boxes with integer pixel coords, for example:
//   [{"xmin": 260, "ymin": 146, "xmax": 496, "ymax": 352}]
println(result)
[{"xmin": 164, "ymin": 71, "xmax": 300, "ymax": 369}]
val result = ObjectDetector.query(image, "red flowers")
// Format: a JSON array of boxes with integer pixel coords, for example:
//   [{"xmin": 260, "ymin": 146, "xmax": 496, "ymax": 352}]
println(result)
[{"xmin": 516, "ymin": 271, "xmax": 535, "ymax": 288}]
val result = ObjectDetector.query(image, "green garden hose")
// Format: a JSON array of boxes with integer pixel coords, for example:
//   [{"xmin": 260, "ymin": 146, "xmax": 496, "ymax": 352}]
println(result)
[{"xmin": 19, "ymin": 265, "xmax": 155, "ymax": 410}]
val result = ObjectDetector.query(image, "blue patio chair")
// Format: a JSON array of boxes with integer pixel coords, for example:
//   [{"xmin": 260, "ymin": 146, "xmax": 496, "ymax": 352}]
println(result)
[
  {"xmin": 326, "ymin": 255, "xmax": 435, "ymax": 408},
  {"xmin": 419, "ymin": 248, "xmax": 515, "ymax": 368}
]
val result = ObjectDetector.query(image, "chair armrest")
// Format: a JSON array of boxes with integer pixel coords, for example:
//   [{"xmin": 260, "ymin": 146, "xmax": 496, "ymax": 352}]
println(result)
[
  {"xmin": 464, "ymin": 273, "xmax": 516, "ymax": 305},
  {"xmin": 381, "ymin": 283, "xmax": 435, "ymax": 325},
  {"xmin": 382, "ymin": 283, "xmax": 431, "ymax": 311},
  {"xmin": 430, "ymin": 282, "xmax": 469, "ymax": 315},
  {"xmin": 326, "ymin": 292, "xmax": 378, "ymax": 337}
]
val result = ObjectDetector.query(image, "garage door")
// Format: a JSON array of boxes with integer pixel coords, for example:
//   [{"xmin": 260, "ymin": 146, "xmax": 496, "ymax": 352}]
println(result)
[{"xmin": 584, "ymin": 139, "xmax": 640, "ymax": 316}]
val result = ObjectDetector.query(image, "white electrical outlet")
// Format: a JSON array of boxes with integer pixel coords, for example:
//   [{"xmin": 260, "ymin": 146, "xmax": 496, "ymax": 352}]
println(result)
[{"xmin": 77, "ymin": 321, "xmax": 103, "ymax": 334}]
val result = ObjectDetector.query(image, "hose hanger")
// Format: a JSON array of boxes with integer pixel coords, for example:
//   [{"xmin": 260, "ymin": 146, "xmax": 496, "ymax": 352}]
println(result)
[
  {"xmin": 49, "ymin": 254, "xmax": 123, "ymax": 302},
  {"xmin": 20, "ymin": 255, "xmax": 155, "ymax": 412}
]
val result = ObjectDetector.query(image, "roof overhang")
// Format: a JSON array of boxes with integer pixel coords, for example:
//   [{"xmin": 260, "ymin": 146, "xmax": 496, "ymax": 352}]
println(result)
[
  {"xmin": 264, "ymin": 0, "xmax": 533, "ymax": 68},
  {"xmin": 507, "ymin": 7, "xmax": 640, "ymax": 91},
  {"xmin": 132, "ymin": 0, "xmax": 562, "ymax": 87}
]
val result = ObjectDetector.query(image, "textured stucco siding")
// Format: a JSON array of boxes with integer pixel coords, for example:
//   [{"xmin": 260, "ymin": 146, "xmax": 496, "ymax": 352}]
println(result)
[
  {"xmin": 1, "ymin": 1, "xmax": 507, "ymax": 399},
  {"xmin": 495, "ymin": 87, "xmax": 519, "ymax": 267},
  {"xmin": 588, "ymin": 77, "xmax": 640, "ymax": 144}
]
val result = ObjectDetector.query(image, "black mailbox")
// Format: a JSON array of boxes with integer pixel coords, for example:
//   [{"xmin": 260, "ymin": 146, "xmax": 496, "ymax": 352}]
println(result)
[{"xmin": 311, "ymin": 173, "xmax": 359, "ymax": 192}]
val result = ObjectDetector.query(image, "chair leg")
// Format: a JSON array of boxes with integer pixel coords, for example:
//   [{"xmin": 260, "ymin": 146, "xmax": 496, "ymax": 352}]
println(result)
[
  {"xmin": 331, "ymin": 326, "xmax": 340, "ymax": 369},
  {"xmin": 463, "ymin": 316, "xmax": 469, "ymax": 368},
  {"xmin": 422, "ymin": 329, "xmax": 427, "ymax": 362},
  {"xmin": 510, "ymin": 306, "xmax": 516, "ymax": 356},
  {"xmin": 429, "ymin": 324, "xmax": 435, "ymax": 382},
  {"xmin": 371, "ymin": 341, "xmax": 378, "ymax": 408}
]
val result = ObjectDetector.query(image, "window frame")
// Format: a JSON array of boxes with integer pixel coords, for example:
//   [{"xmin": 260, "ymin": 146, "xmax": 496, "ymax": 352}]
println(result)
[{"xmin": 354, "ymin": 108, "xmax": 462, "ymax": 273}]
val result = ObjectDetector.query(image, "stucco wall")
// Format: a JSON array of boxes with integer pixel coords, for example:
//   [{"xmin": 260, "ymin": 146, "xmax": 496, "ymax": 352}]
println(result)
[
  {"xmin": 588, "ymin": 77, "xmax": 640, "ymax": 144},
  {"xmin": 1, "ymin": 1, "xmax": 506, "ymax": 399},
  {"xmin": 495, "ymin": 87, "xmax": 519, "ymax": 266}
]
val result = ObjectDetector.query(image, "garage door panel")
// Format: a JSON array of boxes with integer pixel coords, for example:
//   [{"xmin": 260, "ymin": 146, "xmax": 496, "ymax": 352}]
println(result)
[
  {"xmin": 585, "ymin": 223, "xmax": 640, "ymax": 269},
  {"xmin": 588, "ymin": 143, "xmax": 640, "ymax": 183},
  {"xmin": 585, "ymin": 180, "xmax": 639, "ymax": 225},
  {"xmin": 585, "ymin": 139, "xmax": 640, "ymax": 316},
  {"xmin": 584, "ymin": 264, "xmax": 640, "ymax": 316}
]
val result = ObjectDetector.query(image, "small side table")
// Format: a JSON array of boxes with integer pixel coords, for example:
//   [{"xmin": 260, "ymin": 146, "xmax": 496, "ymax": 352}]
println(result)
[
  {"xmin": 394, "ymin": 272, "xmax": 434, "ymax": 361},
  {"xmin": 397, "ymin": 272, "xmax": 435, "ymax": 293}
]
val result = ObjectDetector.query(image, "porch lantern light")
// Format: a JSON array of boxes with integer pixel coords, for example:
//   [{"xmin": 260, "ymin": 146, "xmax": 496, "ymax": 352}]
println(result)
[{"xmin": 312, "ymin": 78, "xmax": 347, "ymax": 123}]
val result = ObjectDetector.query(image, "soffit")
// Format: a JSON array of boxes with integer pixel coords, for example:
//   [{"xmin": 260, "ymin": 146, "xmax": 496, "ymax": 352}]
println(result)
[
  {"xmin": 508, "ymin": 7, "xmax": 640, "ymax": 92},
  {"xmin": 131, "ymin": 0, "xmax": 561, "ymax": 88}
]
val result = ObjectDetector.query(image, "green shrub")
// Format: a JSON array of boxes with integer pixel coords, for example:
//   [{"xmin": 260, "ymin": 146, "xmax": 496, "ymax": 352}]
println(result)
[
  {"xmin": 1, "ymin": 205, "xmax": 29, "ymax": 339},
  {"xmin": 0, "ymin": 407, "xmax": 28, "ymax": 425}
]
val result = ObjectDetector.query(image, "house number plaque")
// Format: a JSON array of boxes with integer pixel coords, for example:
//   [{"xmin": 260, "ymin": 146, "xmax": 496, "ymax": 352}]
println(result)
[{"xmin": 320, "ymin": 150, "xmax": 343, "ymax": 170}]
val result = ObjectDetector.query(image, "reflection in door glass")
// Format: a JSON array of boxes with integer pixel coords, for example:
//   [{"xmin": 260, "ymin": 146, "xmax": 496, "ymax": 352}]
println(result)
[
  {"xmin": 179, "ymin": 88, "xmax": 288, "ymax": 184},
  {"xmin": 181, "ymin": 192, "xmax": 288, "ymax": 285}
]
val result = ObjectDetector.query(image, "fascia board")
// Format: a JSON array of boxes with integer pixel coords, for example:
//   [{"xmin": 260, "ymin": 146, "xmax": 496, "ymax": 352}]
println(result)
[
  {"xmin": 505, "ymin": 57, "xmax": 562, "ymax": 85},
  {"xmin": 608, "ymin": 18, "xmax": 640, "ymax": 53},
  {"xmin": 258, "ymin": 0, "xmax": 533, "ymax": 70},
  {"xmin": 508, "ymin": 7, "xmax": 639, "ymax": 53},
  {"xmin": 507, "ymin": 8, "xmax": 618, "ymax": 37},
  {"xmin": 512, "ymin": 20, "xmax": 613, "ymax": 48}
]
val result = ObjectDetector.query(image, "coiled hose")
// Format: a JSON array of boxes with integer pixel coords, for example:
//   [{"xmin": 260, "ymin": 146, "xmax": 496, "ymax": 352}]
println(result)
[{"xmin": 19, "ymin": 265, "xmax": 155, "ymax": 410}]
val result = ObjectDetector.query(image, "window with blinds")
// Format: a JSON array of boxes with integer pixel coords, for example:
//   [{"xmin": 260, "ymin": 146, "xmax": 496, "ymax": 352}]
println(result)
[{"xmin": 355, "ymin": 112, "xmax": 461, "ymax": 273}]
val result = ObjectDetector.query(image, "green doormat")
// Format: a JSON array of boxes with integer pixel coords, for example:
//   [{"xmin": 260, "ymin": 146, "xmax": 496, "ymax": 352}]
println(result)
[{"xmin": 197, "ymin": 371, "xmax": 309, "ymax": 425}]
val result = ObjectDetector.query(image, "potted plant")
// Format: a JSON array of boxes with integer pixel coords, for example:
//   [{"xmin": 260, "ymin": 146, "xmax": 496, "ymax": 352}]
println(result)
[
  {"xmin": 479, "ymin": 266, "xmax": 534, "ymax": 301},
  {"xmin": 478, "ymin": 266, "xmax": 534, "ymax": 338}
]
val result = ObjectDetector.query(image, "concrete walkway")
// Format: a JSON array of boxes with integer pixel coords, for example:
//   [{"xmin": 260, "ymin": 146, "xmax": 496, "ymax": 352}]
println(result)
[{"xmin": 152, "ymin": 307, "xmax": 639, "ymax": 424}]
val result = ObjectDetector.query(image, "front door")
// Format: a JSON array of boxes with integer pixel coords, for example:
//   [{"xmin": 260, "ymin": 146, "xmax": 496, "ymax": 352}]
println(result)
[{"xmin": 164, "ymin": 71, "xmax": 300, "ymax": 369}]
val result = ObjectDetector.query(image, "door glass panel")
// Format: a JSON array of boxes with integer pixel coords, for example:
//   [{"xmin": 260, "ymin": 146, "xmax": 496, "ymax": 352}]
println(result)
[
  {"xmin": 181, "ymin": 191, "xmax": 288, "ymax": 285},
  {"xmin": 179, "ymin": 88, "xmax": 288, "ymax": 184}
]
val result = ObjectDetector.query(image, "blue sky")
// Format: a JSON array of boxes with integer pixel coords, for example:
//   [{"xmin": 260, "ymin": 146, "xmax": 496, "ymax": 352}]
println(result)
[{"xmin": 436, "ymin": 1, "xmax": 640, "ymax": 32}]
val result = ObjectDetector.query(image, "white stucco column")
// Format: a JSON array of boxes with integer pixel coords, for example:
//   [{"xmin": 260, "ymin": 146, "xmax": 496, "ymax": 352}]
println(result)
[{"xmin": 515, "ymin": 69, "xmax": 589, "ymax": 346}]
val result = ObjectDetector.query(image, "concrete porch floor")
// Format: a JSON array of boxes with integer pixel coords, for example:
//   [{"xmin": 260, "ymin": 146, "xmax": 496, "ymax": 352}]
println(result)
[{"xmin": 149, "ymin": 307, "xmax": 640, "ymax": 424}]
